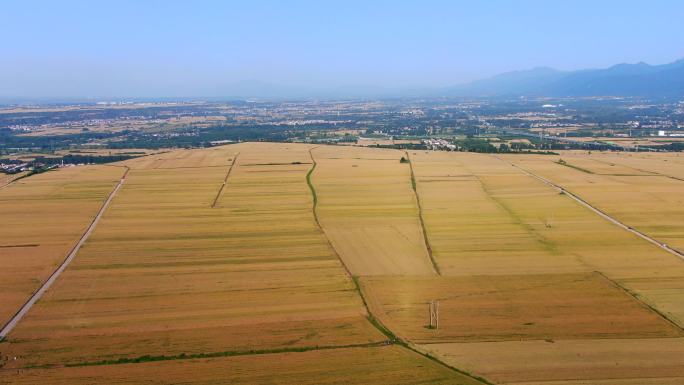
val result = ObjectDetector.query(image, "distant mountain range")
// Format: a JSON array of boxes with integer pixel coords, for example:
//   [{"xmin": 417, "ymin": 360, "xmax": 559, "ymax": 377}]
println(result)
[
  {"xmin": 42, "ymin": 59, "xmax": 680, "ymax": 101},
  {"xmin": 222, "ymin": 60, "xmax": 684, "ymax": 99},
  {"xmin": 4, "ymin": 59, "xmax": 683, "ymax": 102},
  {"xmin": 443, "ymin": 59, "xmax": 684, "ymax": 97}
]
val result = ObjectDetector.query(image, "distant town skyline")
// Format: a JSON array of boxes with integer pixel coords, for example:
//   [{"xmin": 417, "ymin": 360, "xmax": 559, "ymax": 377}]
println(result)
[{"xmin": 2, "ymin": 0, "xmax": 683, "ymax": 98}]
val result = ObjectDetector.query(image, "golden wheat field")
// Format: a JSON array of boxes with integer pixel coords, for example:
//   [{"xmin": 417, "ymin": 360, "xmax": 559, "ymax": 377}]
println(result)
[
  {"xmin": 312, "ymin": 145, "xmax": 435, "ymax": 275},
  {"xmin": 0, "ymin": 166, "xmax": 124, "ymax": 327},
  {"xmin": 4, "ymin": 143, "xmax": 684, "ymax": 384},
  {"xmin": 0, "ymin": 172, "xmax": 27, "ymax": 188},
  {"xmin": 5, "ymin": 345, "xmax": 482, "ymax": 385},
  {"xmin": 361, "ymin": 273, "xmax": 681, "ymax": 343}
]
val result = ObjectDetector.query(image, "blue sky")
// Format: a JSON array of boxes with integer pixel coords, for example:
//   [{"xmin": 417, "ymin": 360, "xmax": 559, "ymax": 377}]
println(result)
[{"xmin": 2, "ymin": 0, "xmax": 683, "ymax": 97}]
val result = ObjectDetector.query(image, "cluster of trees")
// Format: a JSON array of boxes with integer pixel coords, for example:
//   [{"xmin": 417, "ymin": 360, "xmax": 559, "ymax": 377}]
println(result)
[
  {"xmin": 452, "ymin": 138, "xmax": 499, "ymax": 153},
  {"xmin": 646, "ymin": 142, "xmax": 684, "ymax": 152},
  {"xmin": 373, "ymin": 143, "xmax": 427, "ymax": 150},
  {"xmin": 38, "ymin": 154, "xmax": 138, "ymax": 165}
]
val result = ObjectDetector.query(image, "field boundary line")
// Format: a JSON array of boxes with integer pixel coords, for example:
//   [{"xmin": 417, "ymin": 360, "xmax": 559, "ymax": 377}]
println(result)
[
  {"xmin": 307, "ymin": 147, "xmax": 489, "ymax": 385},
  {"xmin": 470, "ymin": 169, "xmax": 560, "ymax": 256},
  {"xmin": 0, "ymin": 170, "xmax": 42, "ymax": 190},
  {"xmin": 405, "ymin": 151, "xmax": 441, "ymax": 275},
  {"xmin": 592, "ymin": 157, "xmax": 684, "ymax": 182},
  {"xmin": 211, "ymin": 152, "xmax": 240, "ymax": 208},
  {"xmin": 594, "ymin": 271, "xmax": 684, "ymax": 333},
  {"xmin": 494, "ymin": 155, "xmax": 684, "ymax": 261},
  {"xmin": 31, "ymin": 341, "xmax": 390, "ymax": 369},
  {"xmin": 306, "ymin": 147, "xmax": 356, "ymax": 281},
  {"xmin": 0, "ymin": 175, "xmax": 22, "ymax": 190},
  {"xmin": 0, "ymin": 166, "xmax": 130, "ymax": 340}
]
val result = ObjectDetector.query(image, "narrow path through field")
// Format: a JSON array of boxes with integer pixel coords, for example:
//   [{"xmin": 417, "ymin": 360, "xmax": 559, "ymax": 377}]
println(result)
[
  {"xmin": 307, "ymin": 147, "xmax": 489, "ymax": 385},
  {"xmin": 494, "ymin": 155, "xmax": 684, "ymax": 260},
  {"xmin": 0, "ymin": 166, "xmax": 130, "ymax": 339},
  {"xmin": 211, "ymin": 153, "xmax": 239, "ymax": 208},
  {"xmin": 405, "ymin": 151, "xmax": 441, "ymax": 275}
]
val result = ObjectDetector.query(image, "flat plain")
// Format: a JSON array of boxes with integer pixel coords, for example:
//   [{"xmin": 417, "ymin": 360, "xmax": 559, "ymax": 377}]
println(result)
[
  {"xmin": 1, "ymin": 143, "xmax": 482, "ymax": 385},
  {"xmin": 4, "ymin": 144, "xmax": 684, "ymax": 384},
  {"xmin": 403, "ymin": 149, "xmax": 684, "ymax": 384},
  {"xmin": 5, "ymin": 345, "xmax": 482, "ymax": 385},
  {"xmin": 313, "ymin": 145, "xmax": 436, "ymax": 275},
  {"xmin": 362, "ymin": 273, "xmax": 681, "ymax": 343},
  {"xmin": 0, "ymin": 165, "xmax": 124, "ymax": 329},
  {"xmin": 2, "ymin": 143, "xmax": 385, "ymax": 368}
]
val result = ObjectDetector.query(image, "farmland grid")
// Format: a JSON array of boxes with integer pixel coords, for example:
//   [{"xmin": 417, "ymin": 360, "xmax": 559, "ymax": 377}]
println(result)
[
  {"xmin": 405, "ymin": 151, "xmax": 442, "ymax": 275},
  {"xmin": 0, "ymin": 166, "xmax": 129, "ymax": 339},
  {"xmin": 210, "ymin": 152, "xmax": 239, "ymax": 207},
  {"xmin": 307, "ymin": 146, "xmax": 491, "ymax": 385},
  {"xmin": 494, "ymin": 155, "xmax": 684, "ymax": 260},
  {"xmin": 6, "ymin": 145, "xmax": 684, "ymax": 384}
]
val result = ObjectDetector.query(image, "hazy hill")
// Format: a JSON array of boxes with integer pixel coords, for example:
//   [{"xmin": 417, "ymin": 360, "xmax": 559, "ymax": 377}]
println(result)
[{"xmin": 444, "ymin": 59, "xmax": 684, "ymax": 97}]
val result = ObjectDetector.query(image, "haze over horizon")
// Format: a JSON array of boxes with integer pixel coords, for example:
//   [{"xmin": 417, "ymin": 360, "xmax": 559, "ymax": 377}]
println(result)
[{"xmin": 2, "ymin": 0, "xmax": 684, "ymax": 98}]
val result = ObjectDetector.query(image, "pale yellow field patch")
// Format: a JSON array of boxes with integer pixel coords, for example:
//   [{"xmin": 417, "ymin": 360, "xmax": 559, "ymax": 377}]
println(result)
[
  {"xmin": 0, "ymin": 166, "xmax": 124, "ymax": 327},
  {"xmin": 313, "ymin": 146, "xmax": 435, "ymax": 276},
  {"xmin": 422, "ymin": 338, "xmax": 684, "ymax": 384},
  {"xmin": 2, "ymin": 143, "xmax": 384, "ymax": 368}
]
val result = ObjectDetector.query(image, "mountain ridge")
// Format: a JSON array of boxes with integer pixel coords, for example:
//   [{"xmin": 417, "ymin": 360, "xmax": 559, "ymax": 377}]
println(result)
[{"xmin": 443, "ymin": 59, "xmax": 684, "ymax": 97}]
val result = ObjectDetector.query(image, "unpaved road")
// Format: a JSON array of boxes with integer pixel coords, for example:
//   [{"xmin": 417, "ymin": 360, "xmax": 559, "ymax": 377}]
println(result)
[{"xmin": 0, "ymin": 167, "xmax": 129, "ymax": 339}]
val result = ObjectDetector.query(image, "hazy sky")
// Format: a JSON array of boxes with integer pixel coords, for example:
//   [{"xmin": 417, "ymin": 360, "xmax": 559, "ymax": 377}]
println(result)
[{"xmin": 2, "ymin": 0, "xmax": 683, "ymax": 97}]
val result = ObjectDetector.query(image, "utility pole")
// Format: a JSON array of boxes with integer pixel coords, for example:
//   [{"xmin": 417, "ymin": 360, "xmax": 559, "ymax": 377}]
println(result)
[{"xmin": 428, "ymin": 300, "xmax": 440, "ymax": 329}]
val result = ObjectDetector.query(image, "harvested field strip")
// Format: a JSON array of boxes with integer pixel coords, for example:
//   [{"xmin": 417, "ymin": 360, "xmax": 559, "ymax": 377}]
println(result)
[
  {"xmin": 312, "ymin": 146, "xmax": 436, "ymax": 276},
  {"xmin": 308, "ymin": 148, "xmax": 489, "ymax": 384},
  {"xmin": 555, "ymin": 156, "xmax": 656, "ymax": 176},
  {"xmin": 407, "ymin": 151, "xmax": 576, "ymax": 276},
  {"xmin": 1, "ymin": 143, "xmax": 387, "ymax": 369},
  {"xmin": 309, "ymin": 147, "xmax": 399, "ymax": 335},
  {"xmin": 406, "ymin": 151, "xmax": 441, "ymax": 275},
  {"xmin": 211, "ymin": 152, "xmax": 239, "ymax": 207},
  {"xmin": 0, "ymin": 167, "xmax": 129, "ymax": 340},
  {"xmin": 421, "ymin": 338, "xmax": 684, "ymax": 385},
  {"xmin": 473, "ymin": 173, "xmax": 559, "ymax": 256},
  {"xmin": 599, "ymin": 158, "xmax": 684, "ymax": 182},
  {"xmin": 360, "ymin": 273, "xmax": 682, "ymax": 344},
  {"xmin": 596, "ymin": 271, "xmax": 684, "ymax": 333},
  {"xmin": 594, "ymin": 156, "xmax": 684, "ymax": 181},
  {"xmin": 499, "ymin": 156, "xmax": 684, "ymax": 260},
  {"xmin": 0, "ymin": 165, "xmax": 126, "ymax": 331},
  {"xmin": 500, "ymin": 154, "xmax": 684, "ymax": 253}
]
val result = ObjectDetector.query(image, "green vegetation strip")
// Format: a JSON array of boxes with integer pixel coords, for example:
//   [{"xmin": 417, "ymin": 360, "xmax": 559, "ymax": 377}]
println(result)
[
  {"xmin": 307, "ymin": 147, "xmax": 489, "ymax": 385},
  {"xmin": 407, "ymin": 344, "xmax": 494, "ymax": 385},
  {"xmin": 353, "ymin": 276, "xmax": 491, "ymax": 385},
  {"xmin": 64, "ymin": 341, "xmax": 391, "ymax": 368},
  {"xmin": 405, "ymin": 151, "xmax": 442, "ymax": 275},
  {"xmin": 211, "ymin": 152, "xmax": 239, "ymax": 208},
  {"xmin": 556, "ymin": 159, "xmax": 594, "ymax": 174},
  {"xmin": 306, "ymin": 148, "xmax": 320, "ymax": 221},
  {"xmin": 595, "ymin": 271, "xmax": 684, "ymax": 333},
  {"xmin": 0, "ymin": 169, "xmax": 47, "ymax": 189}
]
